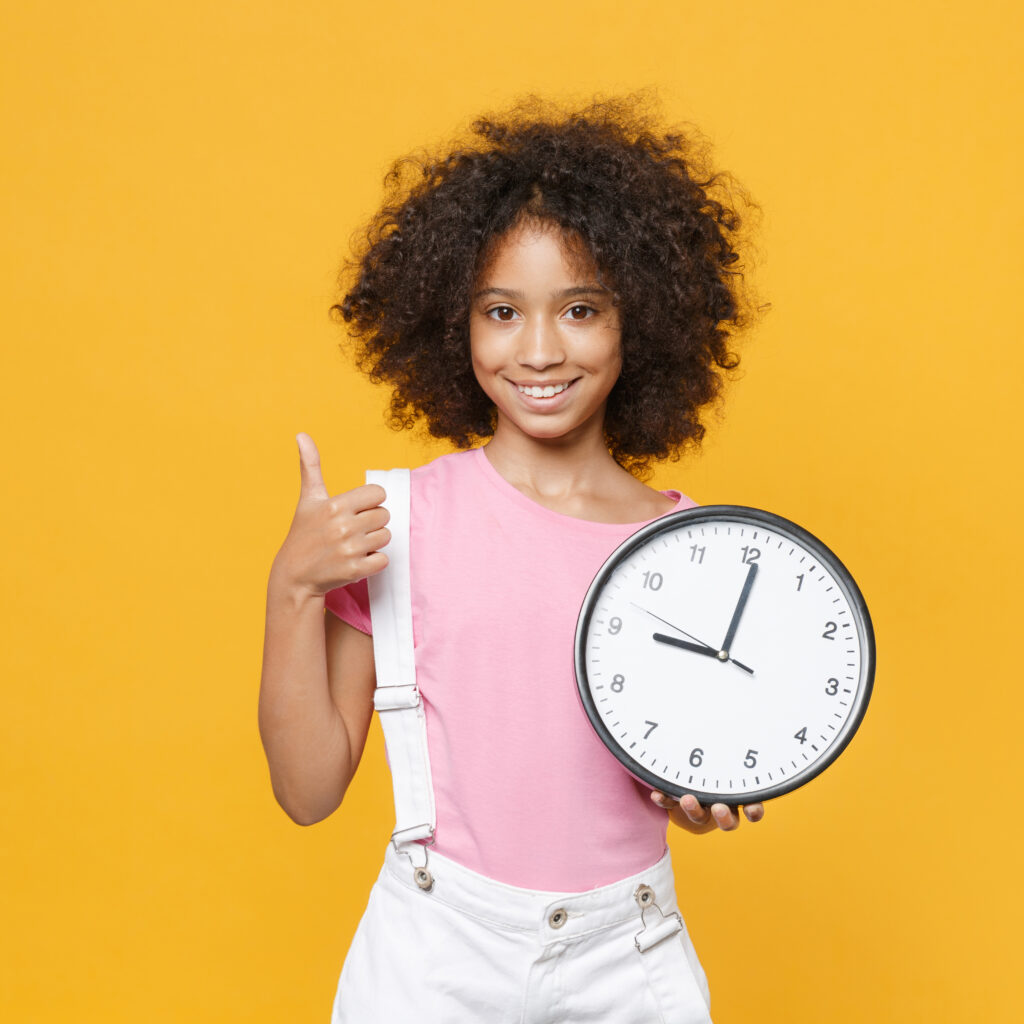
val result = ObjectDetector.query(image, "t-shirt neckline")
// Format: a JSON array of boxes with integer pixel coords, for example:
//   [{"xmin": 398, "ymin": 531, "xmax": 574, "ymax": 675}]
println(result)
[{"xmin": 470, "ymin": 446, "xmax": 686, "ymax": 533}]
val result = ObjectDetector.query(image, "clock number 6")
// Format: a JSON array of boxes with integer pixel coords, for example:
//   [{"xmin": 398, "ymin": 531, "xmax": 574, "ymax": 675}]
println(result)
[{"xmin": 689, "ymin": 748, "xmax": 704, "ymax": 767}]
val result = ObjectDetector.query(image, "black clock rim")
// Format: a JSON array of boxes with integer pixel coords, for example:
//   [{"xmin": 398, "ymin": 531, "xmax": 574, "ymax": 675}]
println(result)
[{"xmin": 573, "ymin": 504, "xmax": 876, "ymax": 805}]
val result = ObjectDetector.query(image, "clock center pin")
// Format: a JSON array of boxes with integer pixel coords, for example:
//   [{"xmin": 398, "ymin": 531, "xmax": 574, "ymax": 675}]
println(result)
[{"xmin": 717, "ymin": 650, "xmax": 729, "ymax": 661}]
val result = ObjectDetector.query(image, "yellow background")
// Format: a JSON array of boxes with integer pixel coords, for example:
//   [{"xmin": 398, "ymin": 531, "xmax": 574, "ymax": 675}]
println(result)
[{"xmin": 2, "ymin": 1, "xmax": 1020, "ymax": 1020}]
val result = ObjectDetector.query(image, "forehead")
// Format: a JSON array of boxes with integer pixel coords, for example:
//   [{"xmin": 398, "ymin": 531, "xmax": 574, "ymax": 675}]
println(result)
[{"xmin": 475, "ymin": 219, "xmax": 598, "ymax": 285}]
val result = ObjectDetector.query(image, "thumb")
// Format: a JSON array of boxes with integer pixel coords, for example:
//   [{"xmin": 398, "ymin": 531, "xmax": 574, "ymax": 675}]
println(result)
[{"xmin": 295, "ymin": 432, "xmax": 329, "ymax": 501}]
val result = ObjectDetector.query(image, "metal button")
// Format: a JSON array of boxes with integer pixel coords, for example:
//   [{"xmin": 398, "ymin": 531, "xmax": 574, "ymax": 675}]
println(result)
[
  {"xmin": 414, "ymin": 867, "xmax": 434, "ymax": 892},
  {"xmin": 634, "ymin": 884, "xmax": 655, "ymax": 909},
  {"xmin": 548, "ymin": 908, "xmax": 568, "ymax": 929}
]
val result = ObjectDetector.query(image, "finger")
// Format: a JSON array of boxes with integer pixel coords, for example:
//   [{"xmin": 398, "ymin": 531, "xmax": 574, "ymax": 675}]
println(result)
[
  {"xmin": 679, "ymin": 794, "xmax": 710, "ymax": 824},
  {"xmin": 353, "ymin": 503, "xmax": 390, "ymax": 532},
  {"xmin": 363, "ymin": 526, "xmax": 392, "ymax": 552},
  {"xmin": 359, "ymin": 550, "xmax": 389, "ymax": 577},
  {"xmin": 743, "ymin": 803, "xmax": 765, "ymax": 823},
  {"xmin": 344, "ymin": 483, "xmax": 388, "ymax": 514},
  {"xmin": 710, "ymin": 803, "xmax": 739, "ymax": 831},
  {"xmin": 296, "ymin": 433, "xmax": 329, "ymax": 501}
]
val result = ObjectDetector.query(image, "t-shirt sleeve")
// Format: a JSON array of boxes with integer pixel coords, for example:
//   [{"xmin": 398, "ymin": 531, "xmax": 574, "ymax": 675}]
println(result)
[{"xmin": 324, "ymin": 578, "xmax": 373, "ymax": 635}]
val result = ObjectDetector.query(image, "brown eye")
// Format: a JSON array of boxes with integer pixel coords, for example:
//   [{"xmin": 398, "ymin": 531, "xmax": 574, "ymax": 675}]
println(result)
[
  {"xmin": 488, "ymin": 305, "xmax": 517, "ymax": 322},
  {"xmin": 567, "ymin": 305, "xmax": 594, "ymax": 320}
]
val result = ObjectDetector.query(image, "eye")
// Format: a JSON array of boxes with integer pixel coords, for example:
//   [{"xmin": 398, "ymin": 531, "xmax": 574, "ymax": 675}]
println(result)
[
  {"xmin": 486, "ymin": 305, "xmax": 519, "ymax": 322},
  {"xmin": 565, "ymin": 304, "xmax": 596, "ymax": 321}
]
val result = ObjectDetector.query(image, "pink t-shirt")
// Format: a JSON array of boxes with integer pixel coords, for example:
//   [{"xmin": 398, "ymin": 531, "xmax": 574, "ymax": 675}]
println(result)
[{"xmin": 326, "ymin": 447, "xmax": 696, "ymax": 891}]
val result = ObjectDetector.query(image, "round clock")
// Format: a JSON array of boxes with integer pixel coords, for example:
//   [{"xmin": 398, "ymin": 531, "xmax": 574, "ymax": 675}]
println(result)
[{"xmin": 574, "ymin": 506, "xmax": 875, "ymax": 805}]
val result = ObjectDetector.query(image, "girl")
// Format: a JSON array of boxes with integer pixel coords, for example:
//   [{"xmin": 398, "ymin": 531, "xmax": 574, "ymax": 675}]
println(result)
[{"xmin": 259, "ymin": 95, "xmax": 764, "ymax": 1023}]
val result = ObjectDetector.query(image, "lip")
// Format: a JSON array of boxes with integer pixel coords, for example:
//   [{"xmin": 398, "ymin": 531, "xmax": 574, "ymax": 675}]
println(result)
[{"xmin": 506, "ymin": 376, "xmax": 580, "ymax": 412}]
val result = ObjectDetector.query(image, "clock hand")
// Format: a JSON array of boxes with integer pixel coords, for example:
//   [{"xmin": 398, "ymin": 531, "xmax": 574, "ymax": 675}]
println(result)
[
  {"xmin": 630, "ymin": 602, "xmax": 713, "ymax": 650},
  {"xmin": 721, "ymin": 562, "xmax": 758, "ymax": 654},
  {"xmin": 651, "ymin": 634, "xmax": 756, "ymax": 675},
  {"xmin": 652, "ymin": 632, "xmax": 719, "ymax": 657},
  {"xmin": 632, "ymin": 602, "xmax": 756, "ymax": 675}
]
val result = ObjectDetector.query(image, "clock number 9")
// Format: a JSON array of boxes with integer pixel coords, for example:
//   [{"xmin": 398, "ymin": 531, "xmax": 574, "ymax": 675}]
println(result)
[
  {"xmin": 611, "ymin": 674, "xmax": 626, "ymax": 693},
  {"xmin": 608, "ymin": 617, "xmax": 622, "ymax": 635}
]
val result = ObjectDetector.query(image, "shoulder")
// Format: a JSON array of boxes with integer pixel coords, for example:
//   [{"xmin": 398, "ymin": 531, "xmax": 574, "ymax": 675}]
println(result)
[{"xmin": 409, "ymin": 447, "xmax": 479, "ymax": 483}]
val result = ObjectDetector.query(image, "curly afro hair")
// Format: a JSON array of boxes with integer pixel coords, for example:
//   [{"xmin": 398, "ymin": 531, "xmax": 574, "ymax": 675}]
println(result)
[{"xmin": 333, "ymin": 93, "xmax": 761, "ymax": 475}]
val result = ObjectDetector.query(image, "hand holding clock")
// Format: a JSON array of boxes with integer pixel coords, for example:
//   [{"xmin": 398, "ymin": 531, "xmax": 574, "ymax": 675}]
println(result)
[{"xmin": 650, "ymin": 791, "xmax": 765, "ymax": 834}]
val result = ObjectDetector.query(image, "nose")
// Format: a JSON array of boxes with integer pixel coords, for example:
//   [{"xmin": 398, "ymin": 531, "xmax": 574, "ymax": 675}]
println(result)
[{"xmin": 516, "ymin": 317, "xmax": 566, "ymax": 371}]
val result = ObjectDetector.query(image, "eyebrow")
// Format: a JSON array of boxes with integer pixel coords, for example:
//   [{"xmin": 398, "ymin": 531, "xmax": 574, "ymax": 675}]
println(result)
[{"xmin": 473, "ymin": 285, "xmax": 609, "ymax": 301}]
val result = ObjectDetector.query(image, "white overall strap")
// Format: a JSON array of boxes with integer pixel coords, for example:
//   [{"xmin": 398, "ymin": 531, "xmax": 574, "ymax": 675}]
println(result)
[{"xmin": 365, "ymin": 469, "xmax": 436, "ymax": 848}]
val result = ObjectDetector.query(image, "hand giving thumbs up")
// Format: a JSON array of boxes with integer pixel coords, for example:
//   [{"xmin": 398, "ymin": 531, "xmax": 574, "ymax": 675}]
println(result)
[{"xmin": 271, "ymin": 433, "xmax": 391, "ymax": 598}]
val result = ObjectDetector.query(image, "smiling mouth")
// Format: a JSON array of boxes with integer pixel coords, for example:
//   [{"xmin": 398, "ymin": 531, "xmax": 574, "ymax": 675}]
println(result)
[{"xmin": 515, "ymin": 380, "xmax": 577, "ymax": 398}]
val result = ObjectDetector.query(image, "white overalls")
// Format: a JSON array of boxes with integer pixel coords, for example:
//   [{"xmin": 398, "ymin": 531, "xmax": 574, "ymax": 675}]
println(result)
[{"xmin": 330, "ymin": 470, "xmax": 714, "ymax": 1024}]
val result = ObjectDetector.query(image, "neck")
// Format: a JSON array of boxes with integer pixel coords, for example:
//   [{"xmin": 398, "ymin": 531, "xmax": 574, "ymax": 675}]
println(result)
[{"xmin": 481, "ymin": 419, "xmax": 624, "ymax": 500}]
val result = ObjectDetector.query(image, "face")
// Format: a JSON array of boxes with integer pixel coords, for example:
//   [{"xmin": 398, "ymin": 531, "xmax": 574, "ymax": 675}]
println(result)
[{"xmin": 469, "ymin": 221, "xmax": 622, "ymax": 447}]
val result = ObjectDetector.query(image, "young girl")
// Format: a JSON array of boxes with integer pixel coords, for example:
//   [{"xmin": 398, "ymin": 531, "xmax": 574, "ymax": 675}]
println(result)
[{"xmin": 259, "ymin": 95, "xmax": 764, "ymax": 1023}]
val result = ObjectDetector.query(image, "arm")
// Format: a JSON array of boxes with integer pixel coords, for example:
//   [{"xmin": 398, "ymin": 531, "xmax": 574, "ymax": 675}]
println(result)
[{"xmin": 257, "ymin": 433, "xmax": 389, "ymax": 825}]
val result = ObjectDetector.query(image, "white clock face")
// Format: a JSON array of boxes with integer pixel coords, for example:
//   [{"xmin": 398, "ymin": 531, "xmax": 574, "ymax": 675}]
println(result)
[{"xmin": 575, "ymin": 507, "xmax": 874, "ymax": 803}]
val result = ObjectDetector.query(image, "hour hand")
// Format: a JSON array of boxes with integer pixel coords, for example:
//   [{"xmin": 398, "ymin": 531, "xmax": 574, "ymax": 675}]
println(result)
[{"xmin": 652, "ymin": 633, "xmax": 719, "ymax": 658}]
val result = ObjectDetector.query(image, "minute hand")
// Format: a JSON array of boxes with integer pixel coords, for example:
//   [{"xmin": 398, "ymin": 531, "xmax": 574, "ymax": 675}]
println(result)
[{"xmin": 721, "ymin": 561, "xmax": 758, "ymax": 653}]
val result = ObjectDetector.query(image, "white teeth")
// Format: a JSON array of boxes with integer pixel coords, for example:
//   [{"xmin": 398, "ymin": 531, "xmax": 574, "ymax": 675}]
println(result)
[{"xmin": 517, "ymin": 382, "xmax": 570, "ymax": 398}]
